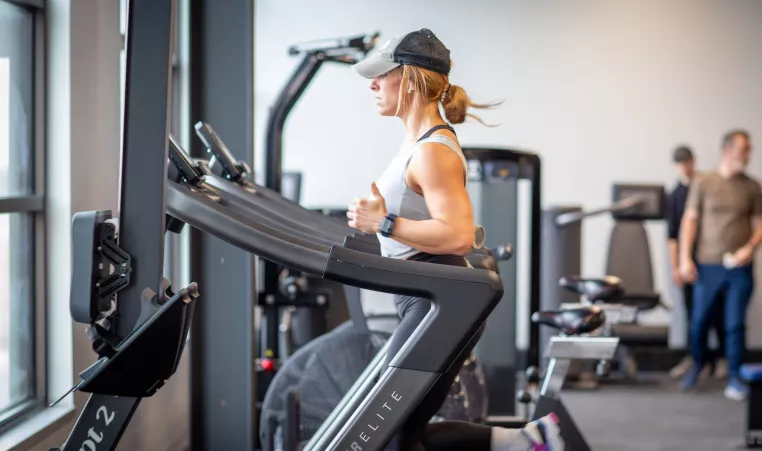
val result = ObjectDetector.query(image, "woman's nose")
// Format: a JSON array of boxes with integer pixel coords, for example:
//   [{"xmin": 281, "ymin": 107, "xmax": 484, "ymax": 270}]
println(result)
[{"xmin": 369, "ymin": 79, "xmax": 379, "ymax": 91}]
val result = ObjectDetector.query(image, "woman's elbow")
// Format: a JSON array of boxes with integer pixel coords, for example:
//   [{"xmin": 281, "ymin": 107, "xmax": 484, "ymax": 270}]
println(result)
[{"xmin": 451, "ymin": 233, "xmax": 474, "ymax": 256}]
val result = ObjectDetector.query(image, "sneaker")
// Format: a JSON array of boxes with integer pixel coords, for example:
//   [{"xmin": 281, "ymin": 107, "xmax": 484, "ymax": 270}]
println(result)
[
  {"xmin": 681, "ymin": 366, "xmax": 701, "ymax": 391},
  {"xmin": 714, "ymin": 358, "xmax": 729, "ymax": 379},
  {"xmin": 522, "ymin": 413, "xmax": 565, "ymax": 451},
  {"xmin": 669, "ymin": 355, "xmax": 693, "ymax": 379},
  {"xmin": 724, "ymin": 377, "xmax": 749, "ymax": 401}
]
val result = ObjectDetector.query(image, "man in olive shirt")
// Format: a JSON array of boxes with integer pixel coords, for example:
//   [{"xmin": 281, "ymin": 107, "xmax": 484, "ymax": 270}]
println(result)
[
  {"xmin": 680, "ymin": 130, "xmax": 762, "ymax": 400},
  {"xmin": 667, "ymin": 146, "xmax": 726, "ymax": 380}
]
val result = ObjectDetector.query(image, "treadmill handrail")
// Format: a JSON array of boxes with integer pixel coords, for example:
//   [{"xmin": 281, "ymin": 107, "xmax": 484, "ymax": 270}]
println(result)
[
  {"xmin": 200, "ymin": 179, "xmax": 345, "ymax": 247},
  {"xmin": 204, "ymin": 174, "xmax": 355, "ymax": 240},
  {"xmin": 168, "ymin": 180, "xmax": 502, "ymax": 290},
  {"xmin": 166, "ymin": 181, "xmax": 330, "ymax": 275}
]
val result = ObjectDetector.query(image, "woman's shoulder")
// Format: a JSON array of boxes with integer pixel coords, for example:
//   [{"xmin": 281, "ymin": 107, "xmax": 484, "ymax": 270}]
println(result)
[{"xmin": 415, "ymin": 133, "xmax": 462, "ymax": 154}]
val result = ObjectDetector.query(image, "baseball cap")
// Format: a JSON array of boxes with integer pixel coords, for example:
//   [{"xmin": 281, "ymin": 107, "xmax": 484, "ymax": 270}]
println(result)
[
  {"xmin": 352, "ymin": 28, "xmax": 451, "ymax": 79},
  {"xmin": 672, "ymin": 146, "xmax": 694, "ymax": 163}
]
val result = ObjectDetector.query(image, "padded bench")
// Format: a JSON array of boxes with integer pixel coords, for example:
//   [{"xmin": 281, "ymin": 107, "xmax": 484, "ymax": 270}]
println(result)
[{"xmin": 741, "ymin": 363, "xmax": 762, "ymax": 448}]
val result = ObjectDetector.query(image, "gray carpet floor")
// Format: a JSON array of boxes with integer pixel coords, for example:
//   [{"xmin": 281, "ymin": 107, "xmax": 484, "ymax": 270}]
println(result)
[{"xmin": 561, "ymin": 373, "xmax": 749, "ymax": 451}]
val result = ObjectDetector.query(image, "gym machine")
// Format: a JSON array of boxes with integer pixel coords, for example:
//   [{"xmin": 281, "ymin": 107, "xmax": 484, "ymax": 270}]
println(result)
[
  {"xmin": 463, "ymin": 147, "xmax": 542, "ymax": 424},
  {"xmin": 176, "ymin": 125, "xmax": 513, "ymax": 448},
  {"xmin": 741, "ymin": 363, "xmax": 762, "ymax": 447},
  {"xmin": 53, "ymin": 5, "xmax": 505, "ymax": 449},
  {"xmin": 541, "ymin": 183, "xmax": 668, "ymax": 381},
  {"xmin": 48, "ymin": 1, "xmax": 199, "ymax": 450},
  {"xmin": 166, "ymin": 131, "xmax": 506, "ymax": 451},
  {"xmin": 527, "ymin": 302, "xmax": 620, "ymax": 451}
]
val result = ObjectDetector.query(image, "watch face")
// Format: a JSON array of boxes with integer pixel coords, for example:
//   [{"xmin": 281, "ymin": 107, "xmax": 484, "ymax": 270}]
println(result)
[{"xmin": 381, "ymin": 218, "xmax": 392, "ymax": 233}]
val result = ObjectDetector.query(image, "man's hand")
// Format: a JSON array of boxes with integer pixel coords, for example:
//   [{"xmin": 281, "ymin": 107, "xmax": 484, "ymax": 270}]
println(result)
[
  {"xmin": 671, "ymin": 266, "xmax": 684, "ymax": 287},
  {"xmin": 732, "ymin": 244, "xmax": 755, "ymax": 267},
  {"xmin": 679, "ymin": 258, "xmax": 697, "ymax": 284},
  {"xmin": 347, "ymin": 182, "xmax": 388, "ymax": 234}
]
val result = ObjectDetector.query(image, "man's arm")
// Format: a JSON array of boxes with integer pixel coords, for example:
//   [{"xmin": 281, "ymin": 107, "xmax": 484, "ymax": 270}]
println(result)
[
  {"xmin": 745, "ymin": 216, "xmax": 762, "ymax": 249},
  {"xmin": 742, "ymin": 182, "xmax": 762, "ymax": 250},
  {"xmin": 730, "ymin": 183, "xmax": 762, "ymax": 266},
  {"xmin": 679, "ymin": 210, "xmax": 700, "ymax": 263},
  {"xmin": 679, "ymin": 181, "xmax": 702, "ymax": 265},
  {"xmin": 666, "ymin": 190, "xmax": 680, "ymax": 272}
]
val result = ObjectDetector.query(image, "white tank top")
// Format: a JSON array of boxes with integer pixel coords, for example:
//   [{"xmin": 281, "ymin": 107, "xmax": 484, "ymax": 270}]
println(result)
[{"xmin": 374, "ymin": 132, "xmax": 468, "ymax": 259}]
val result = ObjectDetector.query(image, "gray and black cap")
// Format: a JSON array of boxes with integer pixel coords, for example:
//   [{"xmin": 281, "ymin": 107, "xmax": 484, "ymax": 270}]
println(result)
[{"xmin": 352, "ymin": 28, "xmax": 451, "ymax": 79}]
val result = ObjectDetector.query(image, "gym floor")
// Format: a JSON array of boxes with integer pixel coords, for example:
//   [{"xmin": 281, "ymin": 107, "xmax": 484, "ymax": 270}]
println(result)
[{"xmin": 563, "ymin": 373, "xmax": 745, "ymax": 451}]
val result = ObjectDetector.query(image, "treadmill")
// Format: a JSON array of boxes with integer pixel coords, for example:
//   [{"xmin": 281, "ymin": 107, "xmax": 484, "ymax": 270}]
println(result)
[
  {"xmin": 54, "ymin": 63, "xmax": 505, "ymax": 451},
  {"xmin": 53, "ymin": 111, "xmax": 503, "ymax": 451},
  {"xmin": 166, "ymin": 140, "xmax": 504, "ymax": 450},
  {"xmin": 48, "ymin": 3, "xmax": 504, "ymax": 450}
]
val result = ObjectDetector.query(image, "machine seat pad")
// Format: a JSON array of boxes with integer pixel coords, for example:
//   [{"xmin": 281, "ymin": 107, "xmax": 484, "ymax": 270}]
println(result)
[
  {"xmin": 560, "ymin": 275, "xmax": 624, "ymax": 302},
  {"xmin": 531, "ymin": 306, "xmax": 605, "ymax": 335}
]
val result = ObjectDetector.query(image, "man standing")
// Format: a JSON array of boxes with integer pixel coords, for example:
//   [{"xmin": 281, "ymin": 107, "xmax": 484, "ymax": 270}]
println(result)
[
  {"xmin": 667, "ymin": 146, "xmax": 726, "ymax": 380},
  {"xmin": 680, "ymin": 130, "xmax": 762, "ymax": 400}
]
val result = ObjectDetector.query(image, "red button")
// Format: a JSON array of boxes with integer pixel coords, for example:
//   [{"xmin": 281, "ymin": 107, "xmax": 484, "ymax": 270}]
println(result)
[{"xmin": 261, "ymin": 359, "xmax": 275, "ymax": 372}]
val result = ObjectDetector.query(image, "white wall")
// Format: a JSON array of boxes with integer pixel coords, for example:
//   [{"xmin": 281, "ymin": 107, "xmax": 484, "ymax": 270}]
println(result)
[
  {"xmin": 11, "ymin": 1, "xmax": 189, "ymax": 450},
  {"xmin": 254, "ymin": 0, "xmax": 762, "ymax": 347}
]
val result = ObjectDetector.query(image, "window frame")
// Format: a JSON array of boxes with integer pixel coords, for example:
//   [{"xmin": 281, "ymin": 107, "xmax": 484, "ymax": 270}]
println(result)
[{"xmin": 0, "ymin": 0, "xmax": 47, "ymax": 432}]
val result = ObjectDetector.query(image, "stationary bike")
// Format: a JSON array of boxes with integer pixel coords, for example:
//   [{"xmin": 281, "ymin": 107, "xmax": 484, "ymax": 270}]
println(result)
[{"xmin": 518, "ymin": 277, "xmax": 623, "ymax": 451}]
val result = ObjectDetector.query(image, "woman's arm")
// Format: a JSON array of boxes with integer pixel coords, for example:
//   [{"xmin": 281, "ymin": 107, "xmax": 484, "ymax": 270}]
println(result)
[
  {"xmin": 392, "ymin": 143, "xmax": 474, "ymax": 255},
  {"xmin": 348, "ymin": 143, "xmax": 475, "ymax": 256}
]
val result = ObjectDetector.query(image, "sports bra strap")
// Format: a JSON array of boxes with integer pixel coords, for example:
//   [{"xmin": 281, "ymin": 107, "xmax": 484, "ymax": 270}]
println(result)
[{"xmin": 417, "ymin": 124, "xmax": 456, "ymax": 142}]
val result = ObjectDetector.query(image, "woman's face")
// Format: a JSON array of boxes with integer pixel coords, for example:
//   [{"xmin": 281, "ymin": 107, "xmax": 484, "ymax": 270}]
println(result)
[{"xmin": 369, "ymin": 68, "xmax": 403, "ymax": 117}]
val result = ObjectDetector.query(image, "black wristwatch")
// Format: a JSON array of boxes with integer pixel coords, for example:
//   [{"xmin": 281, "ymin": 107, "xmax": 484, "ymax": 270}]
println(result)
[{"xmin": 379, "ymin": 213, "xmax": 397, "ymax": 237}]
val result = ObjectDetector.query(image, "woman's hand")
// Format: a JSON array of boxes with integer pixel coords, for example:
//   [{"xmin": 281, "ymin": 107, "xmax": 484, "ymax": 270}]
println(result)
[{"xmin": 347, "ymin": 182, "xmax": 388, "ymax": 234}]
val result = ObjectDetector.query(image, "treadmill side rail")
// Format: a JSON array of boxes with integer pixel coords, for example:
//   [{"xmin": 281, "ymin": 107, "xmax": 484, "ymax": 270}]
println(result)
[{"xmin": 323, "ymin": 368, "xmax": 439, "ymax": 451}]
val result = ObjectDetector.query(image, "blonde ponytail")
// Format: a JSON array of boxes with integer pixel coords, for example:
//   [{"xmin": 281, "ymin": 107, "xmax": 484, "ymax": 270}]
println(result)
[{"xmin": 399, "ymin": 65, "xmax": 500, "ymax": 126}]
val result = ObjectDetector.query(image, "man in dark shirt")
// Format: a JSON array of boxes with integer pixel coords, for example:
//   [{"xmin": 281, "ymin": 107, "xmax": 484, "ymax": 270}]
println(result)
[{"xmin": 667, "ymin": 146, "xmax": 726, "ymax": 380}]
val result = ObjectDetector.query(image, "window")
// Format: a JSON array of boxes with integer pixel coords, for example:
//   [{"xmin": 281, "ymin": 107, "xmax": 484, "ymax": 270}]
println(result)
[{"xmin": 0, "ymin": 0, "xmax": 44, "ymax": 429}]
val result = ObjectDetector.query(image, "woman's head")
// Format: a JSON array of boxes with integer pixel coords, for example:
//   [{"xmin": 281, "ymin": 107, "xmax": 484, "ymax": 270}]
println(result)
[{"xmin": 354, "ymin": 28, "xmax": 497, "ymax": 125}]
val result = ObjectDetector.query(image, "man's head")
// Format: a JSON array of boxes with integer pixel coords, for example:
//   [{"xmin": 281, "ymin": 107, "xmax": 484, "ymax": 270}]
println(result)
[
  {"xmin": 721, "ymin": 129, "xmax": 752, "ymax": 174},
  {"xmin": 672, "ymin": 145, "xmax": 695, "ymax": 180}
]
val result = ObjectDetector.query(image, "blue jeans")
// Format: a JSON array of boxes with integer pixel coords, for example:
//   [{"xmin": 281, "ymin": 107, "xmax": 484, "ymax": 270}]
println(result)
[{"xmin": 691, "ymin": 264, "xmax": 754, "ymax": 378}]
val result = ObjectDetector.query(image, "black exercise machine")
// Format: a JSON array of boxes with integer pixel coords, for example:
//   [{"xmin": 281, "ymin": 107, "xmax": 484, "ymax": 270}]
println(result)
[
  {"xmin": 48, "ymin": 2, "xmax": 198, "ymax": 450},
  {"xmin": 52, "ymin": 6, "xmax": 504, "ymax": 449},
  {"xmin": 741, "ymin": 364, "xmax": 762, "ymax": 447},
  {"xmin": 170, "ymin": 128, "xmax": 513, "ymax": 447},
  {"xmin": 527, "ymin": 302, "xmax": 620, "ymax": 451},
  {"xmin": 543, "ymin": 183, "xmax": 669, "ymax": 383},
  {"xmin": 166, "ymin": 134, "xmax": 505, "ymax": 451}
]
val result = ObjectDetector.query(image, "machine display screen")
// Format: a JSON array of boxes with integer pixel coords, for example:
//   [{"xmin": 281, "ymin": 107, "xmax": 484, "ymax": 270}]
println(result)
[{"xmin": 611, "ymin": 184, "xmax": 667, "ymax": 220}]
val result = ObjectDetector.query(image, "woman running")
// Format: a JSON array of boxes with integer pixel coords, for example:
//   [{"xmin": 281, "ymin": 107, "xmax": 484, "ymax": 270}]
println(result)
[{"xmin": 347, "ymin": 28, "xmax": 564, "ymax": 451}]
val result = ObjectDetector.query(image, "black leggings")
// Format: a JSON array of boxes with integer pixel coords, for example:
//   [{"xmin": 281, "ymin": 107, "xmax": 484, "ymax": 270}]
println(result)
[{"xmin": 383, "ymin": 252, "xmax": 493, "ymax": 451}]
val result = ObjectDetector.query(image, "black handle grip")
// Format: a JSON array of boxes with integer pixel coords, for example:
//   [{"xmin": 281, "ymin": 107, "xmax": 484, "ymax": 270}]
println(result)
[{"xmin": 490, "ymin": 243, "xmax": 513, "ymax": 261}]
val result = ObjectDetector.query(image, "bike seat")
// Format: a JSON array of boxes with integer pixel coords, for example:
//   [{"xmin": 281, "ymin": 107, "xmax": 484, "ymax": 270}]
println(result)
[
  {"xmin": 560, "ymin": 275, "xmax": 624, "ymax": 302},
  {"xmin": 531, "ymin": 306, "xmax": 605, "ymax": 335}
]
